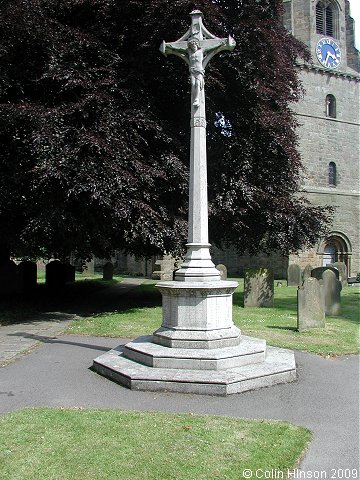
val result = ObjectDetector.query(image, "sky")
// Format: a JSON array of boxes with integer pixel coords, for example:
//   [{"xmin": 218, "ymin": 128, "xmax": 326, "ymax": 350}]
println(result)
[{"xmin": 348, "ymin": 0, "xmax": 360, "ymax": 49}]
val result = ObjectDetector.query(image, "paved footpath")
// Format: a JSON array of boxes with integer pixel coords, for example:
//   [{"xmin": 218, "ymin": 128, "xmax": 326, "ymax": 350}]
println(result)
[
  {"xmin": 0, "ymin": 277, "xmax": 145, "ymax": 367},
  {"xmin": 0, "ymin": 280, "xmax": 359, "ymax": 477}
]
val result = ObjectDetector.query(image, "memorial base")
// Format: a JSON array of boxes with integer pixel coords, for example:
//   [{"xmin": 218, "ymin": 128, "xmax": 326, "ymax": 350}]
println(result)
[{"xmin": 93, "ymin": 280, "xmax": 296, "ymax": 396}]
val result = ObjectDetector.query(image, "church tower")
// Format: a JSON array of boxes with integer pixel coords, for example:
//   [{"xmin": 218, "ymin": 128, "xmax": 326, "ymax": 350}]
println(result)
[{"xmin": 283, "ymin": 0, "xmax": 360, "ymax": 276}]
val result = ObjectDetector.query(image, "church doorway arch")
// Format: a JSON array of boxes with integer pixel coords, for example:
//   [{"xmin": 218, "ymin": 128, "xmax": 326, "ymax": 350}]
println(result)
[{"xmin": 318, "ymin": 232, "xmax": 352, "ymax": 275}]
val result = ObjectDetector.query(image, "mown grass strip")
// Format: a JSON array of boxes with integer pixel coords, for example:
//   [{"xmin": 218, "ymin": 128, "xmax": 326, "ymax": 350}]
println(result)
[{"xmin": 0, "ymin": 408, "xmax": 312, "ymax": 480}]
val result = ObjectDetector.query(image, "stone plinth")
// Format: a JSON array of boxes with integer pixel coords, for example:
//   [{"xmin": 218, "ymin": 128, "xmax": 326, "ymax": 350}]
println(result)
[
  {"xmin": 93, "ymin": 279, "xmax": 296, "ymax": 395},
  {"xmin": 153, "ymin": 281, "xmax": 240, "ymax": 348},
  {"xmin": 93, "ymin": 339, "xmax": 296, "ymax": 396}
]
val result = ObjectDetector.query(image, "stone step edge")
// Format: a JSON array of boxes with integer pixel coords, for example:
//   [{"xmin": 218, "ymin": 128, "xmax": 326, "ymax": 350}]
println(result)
[{"xmin": 93, "ymin": 346, "xmax": 296, "ymax": 386}]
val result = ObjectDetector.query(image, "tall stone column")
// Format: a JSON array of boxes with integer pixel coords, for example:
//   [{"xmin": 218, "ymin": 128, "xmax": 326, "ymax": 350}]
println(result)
[
  {"xmin": 155, "ymin": 10, "xmax": 239, "ymax": 345},
  {"xmin": 160, "ymin": 10, "xmax": 235, "ymax": 282},
  {"xmin": 93, "ymin": 11, "xmax": 296, "ymax": 395}
]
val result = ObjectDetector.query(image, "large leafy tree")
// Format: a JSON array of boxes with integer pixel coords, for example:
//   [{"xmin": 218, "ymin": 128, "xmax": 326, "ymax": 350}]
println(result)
[{"xmin": 0, "ymin": 0, "xmax": 331, "ymax": 260}]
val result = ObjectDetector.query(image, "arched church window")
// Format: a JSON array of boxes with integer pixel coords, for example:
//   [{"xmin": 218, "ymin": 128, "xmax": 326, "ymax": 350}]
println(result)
[
  {"xmin": 326, "ymin": 94, "xmax": 336, "ymax": 118},
  {"xmin": 316, "ymin": 1, "xmax": 338, "ymax": 38},
  {"xmin": 329, "ymin": 162, "xmax": 337, "ymax": 186}
]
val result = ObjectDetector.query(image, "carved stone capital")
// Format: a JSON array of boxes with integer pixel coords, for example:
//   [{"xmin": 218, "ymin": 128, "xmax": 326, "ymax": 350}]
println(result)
[{"xmin": 190, "ymin": 117, "xmax": 207, "ymax": 128}]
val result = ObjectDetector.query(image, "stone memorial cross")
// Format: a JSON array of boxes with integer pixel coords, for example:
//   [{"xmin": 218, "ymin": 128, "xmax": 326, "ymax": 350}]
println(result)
[
  {"xmin": 92, "ymin": 12, "xmax": 297, "ymax": 395},
  {"xmin": 160, "ymin": 10, "xmax": 236, "ymax": 282}
]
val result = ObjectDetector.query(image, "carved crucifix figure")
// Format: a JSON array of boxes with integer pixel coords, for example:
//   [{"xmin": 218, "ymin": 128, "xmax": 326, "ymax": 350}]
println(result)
[
  {"xmin": 160, "ymin": 11, "xmax": 236, "ymax": 282},
  {"xmin": 160, "ymin": 10, "xmax": 235, "ymax": 109},
  {"xmin": 188, "ymin": 38, "xmax": 204, "ymax": 107}
]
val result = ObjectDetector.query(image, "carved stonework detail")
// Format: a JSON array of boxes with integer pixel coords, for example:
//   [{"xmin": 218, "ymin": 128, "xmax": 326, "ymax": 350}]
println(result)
[
  {"xmin": 191, "ymin": 117, "xmax": 207, "ymax": 128},
  {"xmin": 157, "ymin": 284, "xmax": 237, "ymax": 298}
]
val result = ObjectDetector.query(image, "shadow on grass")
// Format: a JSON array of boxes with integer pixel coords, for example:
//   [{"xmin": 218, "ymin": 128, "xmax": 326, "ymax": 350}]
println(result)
[
  {"xmin": 267, "ymin": 326, "xmax": 298, "ymax": 332},
  {"xmin": 0, "ymin": 280, "xmax": 162, "ymax": 326}
]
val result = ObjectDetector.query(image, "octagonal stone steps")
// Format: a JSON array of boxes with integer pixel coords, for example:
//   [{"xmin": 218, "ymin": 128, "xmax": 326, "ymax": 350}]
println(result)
[{"xmin": 93, "ymin": 336, "xmax": 296, "ymax": 396}]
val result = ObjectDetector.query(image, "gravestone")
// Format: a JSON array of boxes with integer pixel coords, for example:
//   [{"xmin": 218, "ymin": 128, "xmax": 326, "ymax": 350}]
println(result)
[
  {"xmin": 103, "ymin": 262, "xmax": 114, "ymax": 281},
  {"xmin": 297, "ymin": 277, "xmax": 325, "ymax": 331},
  {"xmin": 302, "ymin": 264, "xmax": 313, "ymax": 282},
  {"xmin": 287, "ymin": 264, "xmax": 302, "ymax": 286},
  {"xmin": 18, "ymin": 261, "xmax": 37, "ymax": 292},
  {"xmin": 64, "ymin": 263, "xmax": 76, "ymax": 283},
  {"xmin": 320, "ymin": 269, "xmax": 342, "ymax": 316},
  {"xmin": 46, "ymin": 260, "xmax": 67, "ymax": 289},
  {"xmin": 82, "ymin": 258, "xmax": 95, "ymax": 277},
  {"xmin": 244, "ymin": 268, "xmax": 274, "ymax": 307},
  {"xmin": 0, "ymin": 260, "xmax": 20, "ymax": 294},
  {"xmin": 216, "ymin": 264, "xmax": 227, "ymax": 280},
  {"xmin": 330, "ymin": 262, "xmax": 347, "ymax": 288},
  {"xmin": 152, "ymin": 254, "xmax": 175, "ymax": 280},
  {"xmin": 311, "ymin": 266, "xmax": 339, "ymax": 281}
]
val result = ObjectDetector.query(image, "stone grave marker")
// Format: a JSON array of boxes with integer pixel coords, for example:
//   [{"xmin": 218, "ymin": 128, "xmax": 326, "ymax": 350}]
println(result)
[
  {"xmin": 82, "ymin": 258, "xmax": 95, "ymax": 277},
  {"xmin": 64, "ymin": 264, "xmax": 76, "ymax": 283},
  {"xmin": 320, "ymin": 269, "xmax": 342, "ymax": 316},
  {"xmin": 311, "ymin": 266, "xmax": 339, "ymax": 281},
  {"xmin": 287, "ymin": 264, "xmax": 302, "ymax": 286},
  {"xmin": 302, "ymin": 264, "xmax": 313, "ymax": 282},
  {"xmin": 330, "ymin": 262, "xmax": 348, "ymax": 288},
  {"xmin": 152, "ymin": 254, "xmax": 176, "ymax": 281},
  {"xmin": 216, "ymin": 264, "xmax": 227, "ymax": 280},
  {"xmin": 0, "ymin": 260, "xmax": 20, "ymax": 294},
  {"xmin": 244, "ymin": 268, "xmax": 274, "ymax": 307},
  {"xmin": 18, "ymin": 261, "xmax": 37, "ymax": 292},
  {"xmin": 297, "ymin": 277, "xmax": 325, "ymax": 331},
  {"xmin": 103, "ymin": 262, "xmax": 114, "ymax": 281},
  {"xmin": 46, "ymin": 260, "xmax": 67, "ymax": 289}
]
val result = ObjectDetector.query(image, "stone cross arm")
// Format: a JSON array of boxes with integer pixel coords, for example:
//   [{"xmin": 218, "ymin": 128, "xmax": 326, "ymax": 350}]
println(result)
[
  {"xmin": 159, "ymin": 10, "xmax": 235, "ymax": 69},
  {"xmin": 160, "ymin": 36, "xmax": 235, "ymax": 68}
]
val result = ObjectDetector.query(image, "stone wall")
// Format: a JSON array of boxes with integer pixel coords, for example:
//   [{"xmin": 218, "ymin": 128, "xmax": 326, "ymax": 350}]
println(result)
[
  {"xmin": 291, "ymin": 66, "xmax": 360, "ymax": 276},
  {"xmin": 211, "ymin": 247, "xmax": 288, "ymax": 279},
  {"xmin": 294, "ymin": 70, "xmax": 359, "ymax": 192}
]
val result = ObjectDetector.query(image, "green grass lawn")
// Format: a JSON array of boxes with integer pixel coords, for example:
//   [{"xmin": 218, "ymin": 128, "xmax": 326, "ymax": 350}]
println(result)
[
  {"xmin": 1, "ymin": 277, "xmax": 358, "ymax": 356},
  {"xmin": 0, "ymin": 408, "xmax": 312, "ymax": 480},
  {"xmin": 233, "ymin": 282, "xmax": 360, "ymax": 356},
  {"xmin": 65, "ymin": 281, "xmax": 359, "ymax": 357}
]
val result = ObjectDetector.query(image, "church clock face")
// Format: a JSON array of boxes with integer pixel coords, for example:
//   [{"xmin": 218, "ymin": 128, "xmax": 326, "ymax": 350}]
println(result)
[{"xmin": 316, "ymin": 38, "xmax": 341, "ymax": 69}]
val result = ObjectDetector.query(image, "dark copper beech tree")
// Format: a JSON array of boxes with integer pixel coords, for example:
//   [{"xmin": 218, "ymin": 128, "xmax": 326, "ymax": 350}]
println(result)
[{"xmin": 0, "ymin": 0, "xmax": 331, "ymax": 260}]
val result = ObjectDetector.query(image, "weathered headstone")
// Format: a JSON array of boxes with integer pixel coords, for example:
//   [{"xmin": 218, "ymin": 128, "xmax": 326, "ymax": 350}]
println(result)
[
  {"xmin": 297, "ymin": 277, "xmax": 325, "ymax": 331},
  {"xmin": 216, "ymin": 264, "xmax": 227, "ymax": 280},
  {"xmin": 330, "ymin": 262, "xmax": 348, "ymax": 288},
  {"xmin": 287, "ymin": 264, "xmax": 302, "ymax": 286},
  {"xmin": 18, "ymin": 261, "xmax": 37, "ymax": 292},
  {"xmin": 103, "ymin": 262, "xmax": 114, "ymax": 281},
  {"xmin": 244, "ymin": 268, "xmax": 274, "ymax": 307},
  {"xmin": 46, "ymin": 260, "xmax": 67, "ymax": 289},
  {"xmin": 152, "ymin": 254, "xmax": 176, "ymax": 280},
  {"xmin": 320, "ymin": 269, "xmax": 342, "ymax": 316},
  {"xmin": 311, "ymin": 266, "xmax": 339, "ymax": 281},
  {"xmin": 82, "ymin": 258, "xmax": 95, "ymax": 277},
  {"xmin": 64, "ymin": 263, "xmax": 76, "ymax": 283},
  {"xmin": 0, "ymin": 260, "xmax": 20, "ymax": 294},
  {"xmin": 302, "ymin": 264, "xmax": 313, "ymax": 282}
]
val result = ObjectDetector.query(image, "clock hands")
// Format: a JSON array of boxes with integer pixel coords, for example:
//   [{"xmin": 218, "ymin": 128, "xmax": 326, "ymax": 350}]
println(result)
[
  {"xmin": 316, "ymin": 38, "xmax": 341, "ymax": 69},
  {"xmin": 324, "ymin": 50, "xmax": 337, "ymax": 66}
]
